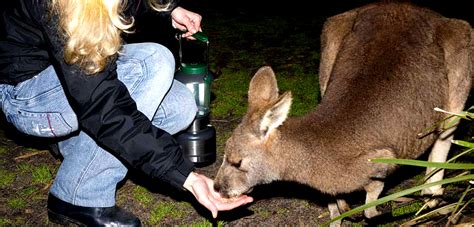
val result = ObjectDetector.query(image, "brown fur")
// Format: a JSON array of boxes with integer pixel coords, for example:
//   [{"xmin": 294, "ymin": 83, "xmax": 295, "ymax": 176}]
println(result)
[{"xmin": 214, "ymin": 1, "xmax": 473, "ymax": 223}]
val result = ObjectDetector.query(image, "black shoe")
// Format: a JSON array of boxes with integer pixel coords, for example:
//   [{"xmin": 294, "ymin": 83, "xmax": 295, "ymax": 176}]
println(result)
[{"xmin": 47, "ymin": 193, "xmax": 141, "ymax": 227}]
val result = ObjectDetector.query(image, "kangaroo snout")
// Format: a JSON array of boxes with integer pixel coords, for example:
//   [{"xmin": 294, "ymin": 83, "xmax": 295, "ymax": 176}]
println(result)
[{"xmin": 214, "ymin": 167, "xmax": 254, "ymax": 198}]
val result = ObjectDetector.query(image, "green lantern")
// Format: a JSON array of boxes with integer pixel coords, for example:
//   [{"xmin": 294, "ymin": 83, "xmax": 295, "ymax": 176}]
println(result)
[{"xmin": 174, "ymin": 32, "xmax": 216, "ymax": 167}]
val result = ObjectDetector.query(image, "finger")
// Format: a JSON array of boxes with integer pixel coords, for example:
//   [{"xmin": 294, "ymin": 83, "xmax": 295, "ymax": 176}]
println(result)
[
  {"xmin": 172, "ymin": 22, "xmax": 187, "ymax": 32},
  {"xmin": 210, "ymin": 195, "xmax": 254, "ymax": 211},
  {"xmin": 195, "ymin": 193, "xmax": 218, "ymax": 218},
  {"xmin": 194, "ymin": 187, "xmax": 219, "ymax": 218},
  {"xmin": 202, "ymin": 197, "xmax": 218, "ymax": 218},
  {"xmin": 181, "ymin": 17, "xmax": 197, "ymax": 34},
  {"xmin": 182, "ymin": 31, "xmax": 197, "ymax": 40}
]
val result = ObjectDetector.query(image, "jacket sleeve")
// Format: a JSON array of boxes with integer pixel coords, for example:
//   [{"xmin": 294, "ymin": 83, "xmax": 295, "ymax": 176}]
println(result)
[{"xmin": 29, "ymin": 0, "xmax": 194, "ymax": 189}]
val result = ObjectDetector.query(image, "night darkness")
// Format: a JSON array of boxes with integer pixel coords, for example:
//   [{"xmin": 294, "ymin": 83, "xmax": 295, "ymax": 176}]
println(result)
[{"xmin": 126, "ymin": 0, "xmax": 474, "ymax": 64}]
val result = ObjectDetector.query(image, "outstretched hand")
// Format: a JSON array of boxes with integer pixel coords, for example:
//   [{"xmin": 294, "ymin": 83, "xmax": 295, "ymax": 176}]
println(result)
[{"xmin": 183, "ymin": 172, "xmax": 254, "ymax": 218}]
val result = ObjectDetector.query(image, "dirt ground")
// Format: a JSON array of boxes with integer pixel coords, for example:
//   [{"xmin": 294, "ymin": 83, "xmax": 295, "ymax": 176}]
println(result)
[
  {"xmin": 1, "ymin": 113, "xmax": 473, "ymax": 226},
  {"xmin": 1, "ymin": 0, "xmax": 474, "ymax": 226}
]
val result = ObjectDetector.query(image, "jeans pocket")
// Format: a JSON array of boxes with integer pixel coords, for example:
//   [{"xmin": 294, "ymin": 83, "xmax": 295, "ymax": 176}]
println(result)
[
  {"xmin": 8, "ymin": 110, "xmax": 74, "ymax": 138},
  {"xmin": 4, "ymin": 67, "xmax": 79, "ymax": 137}
]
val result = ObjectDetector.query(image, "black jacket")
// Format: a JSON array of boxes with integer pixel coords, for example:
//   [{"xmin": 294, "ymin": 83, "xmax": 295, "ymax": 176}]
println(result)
[{"xmin": 0, "ymin": 0, "xmax": 194, "ymax": 189}]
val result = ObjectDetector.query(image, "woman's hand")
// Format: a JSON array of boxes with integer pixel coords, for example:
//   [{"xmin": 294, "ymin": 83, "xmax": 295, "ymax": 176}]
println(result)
[
  {"xmin": 183, "ymin": 172, "xmax": 254, "ymax": 218},
  {"xmin": 171, "ymin": 7, "xmax": 202, "ymax": 38}
]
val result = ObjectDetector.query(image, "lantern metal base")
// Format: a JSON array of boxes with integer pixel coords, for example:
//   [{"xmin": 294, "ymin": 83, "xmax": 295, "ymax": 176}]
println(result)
[{"xmin": 175, "ymin": 114, "xmax": 216, "ymax": 167}]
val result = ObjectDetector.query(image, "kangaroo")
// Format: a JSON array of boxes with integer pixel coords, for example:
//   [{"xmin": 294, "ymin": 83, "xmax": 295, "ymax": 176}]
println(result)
[{"xmin": 214, "ymin": 1, "xmax": 473, "ymax": 225}]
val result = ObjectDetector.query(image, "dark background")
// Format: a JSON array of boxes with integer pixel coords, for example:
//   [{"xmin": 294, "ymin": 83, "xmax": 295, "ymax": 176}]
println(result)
[{"xmin": 126, "ymin": 0, "xmax": 474, "ymax": 65}]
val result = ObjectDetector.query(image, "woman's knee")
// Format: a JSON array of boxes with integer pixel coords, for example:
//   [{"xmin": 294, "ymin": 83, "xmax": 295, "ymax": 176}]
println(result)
[
  {"xmin": 154, "ymin": 80, "xmax": 197, "ymax": 134},
  {"xmin": 117, "ymin": 43, "xmax": 178, "ymax": 119},
  {"xmin": 169, "ymin": 81, "xmax": 197, "ymax": 133},
  {"xmin": 118, "ymin": 43, "xmax": 176, "ymax": 89},
  {"xmin": 178, "ymin": 84, "xmax": 198, "ymax": 131},
  {"xmin": 122, "ymin": 43, "xmax": 175, "ymax": 69}
]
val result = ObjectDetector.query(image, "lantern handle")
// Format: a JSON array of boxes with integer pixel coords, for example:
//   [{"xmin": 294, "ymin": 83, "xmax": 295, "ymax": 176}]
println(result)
[
  {"xmin": 175, "ymin": 31, "xmax": 210, "ymax": 73},
  {"xmin": 191, "ymin": 32, "xmax": 209, "ymax": 43},
  {"xmin": 175, "ymin": 31, "xmax": 209, "ymax": 43}
]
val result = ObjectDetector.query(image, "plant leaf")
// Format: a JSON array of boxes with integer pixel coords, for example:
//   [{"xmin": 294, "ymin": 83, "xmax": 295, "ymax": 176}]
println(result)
[
  {"xmin": 370, "ymin": 158, "xmax": 474, "ymax": 169},
  {"xmin": 323, "ymin": 174, "xmax": 474, "ymax": 226},
  {"xmin": 452, "ymin": 140, "xmax": 474, "ymax": 149}
]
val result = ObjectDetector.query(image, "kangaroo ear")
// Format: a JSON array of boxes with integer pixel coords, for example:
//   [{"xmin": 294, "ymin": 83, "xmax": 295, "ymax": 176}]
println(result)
[
  {"xmin": 259, "ymin": 91, "xmax": 292, "ymax": 139},
  {"xmin": 248, "ymin": 66, "xmax": 279, "ymax": 111}
]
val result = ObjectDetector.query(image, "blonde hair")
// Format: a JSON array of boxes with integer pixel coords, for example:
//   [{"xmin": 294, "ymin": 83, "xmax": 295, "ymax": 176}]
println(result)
[{"xmin": 51, "ymin": 0, "xmax": 173, "ymax": 75}]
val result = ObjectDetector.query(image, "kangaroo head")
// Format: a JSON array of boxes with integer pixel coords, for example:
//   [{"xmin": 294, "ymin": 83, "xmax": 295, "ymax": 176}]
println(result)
[{"xmin": 214, "ymin": 66, "xmax": 293, "ymax": 198}]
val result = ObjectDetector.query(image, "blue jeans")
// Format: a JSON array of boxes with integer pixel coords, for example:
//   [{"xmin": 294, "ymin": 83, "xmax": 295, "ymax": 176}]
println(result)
[{"xmin": 0, "ymin": 43, "xmax": 197, "ymax": 207}]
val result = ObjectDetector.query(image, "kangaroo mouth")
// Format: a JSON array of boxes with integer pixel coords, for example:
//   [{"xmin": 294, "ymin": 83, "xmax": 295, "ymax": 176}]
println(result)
[{"xmin": 223, "ymin": 186, "xmax": 254, "ymax": 199}]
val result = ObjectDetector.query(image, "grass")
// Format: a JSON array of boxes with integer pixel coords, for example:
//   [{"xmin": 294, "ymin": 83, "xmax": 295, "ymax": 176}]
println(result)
[
  {"xmin": 206, "ymin": 10, "xmax": 321, "ymax": 119},
  {"xmin": 211, "ymin": 63, "xmax": 319, "ymax": 118},
  {"xmin": 16, "ymin": 162, "xmax": 32, "ymax": 173},
  {"xmin": 254, "ymin": 207, "xmax": 272, "ymax": 219},
  {"xmin": 7, "ymin": 197, "xmax": 27, "ymax": 209},
  {"xmin": 188, "ymin": 219, "xmax": 225, "ymax": 227},
  {"xmin": 0, "ymin": 169, "xmax": 15, "ymax": 188},
  {"xmin": 391, "ymin": 200, "xmax": 424, "ymax": 217},
  {"xmin": 211, "ymin": 68, "xmax": 251, "ymax": 118},
  {"xmin": 276, "ymin": 67, "xmax": 319, "ymax": 117},
  {"xmin": 20, "ymin": 187, "xmax": 38, "ymax": 197},
  {"xmin": 31, "ymin": 164, "xmax": 53, "ymax": 185},
  {"xmin": 132, "ymin": 185, "xmax": 154, "ymax": 206},
  {"xmin": 0, "ymin": 219, "xmax": 10, "ymax": 226},
  {"xmin": 0, "ymin": 146, "xmax": 6, "ymax": 155},
  {"xmin": 147, "ymin": 201, "xmax": 189, "ymax": 225}
]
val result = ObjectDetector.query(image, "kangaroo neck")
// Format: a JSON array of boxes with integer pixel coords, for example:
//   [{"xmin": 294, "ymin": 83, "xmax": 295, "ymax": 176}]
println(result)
[{"xmin": 271, "ymin": 104, "xmax": 359, "ymax": 193}]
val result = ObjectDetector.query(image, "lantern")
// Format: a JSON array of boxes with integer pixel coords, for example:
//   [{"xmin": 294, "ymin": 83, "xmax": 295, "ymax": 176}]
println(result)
[{"xmin": 174, "ymin": 32, "xmax": 216, "ymax": 167}]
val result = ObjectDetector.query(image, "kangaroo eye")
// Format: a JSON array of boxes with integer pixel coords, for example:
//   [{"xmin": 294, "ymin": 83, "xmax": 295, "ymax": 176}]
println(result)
[{"xmin": 231, "ymin": 160, "xmax": 242, "ymax": 168}]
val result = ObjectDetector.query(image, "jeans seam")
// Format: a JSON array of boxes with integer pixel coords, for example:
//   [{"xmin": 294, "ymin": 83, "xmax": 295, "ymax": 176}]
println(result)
[
  {"xmin": 71, "ymin": 146, "xmax": 100, "ymax": 204},
  {"xmin": 159, "ymin": 104, "xmax": 167, "ymax": 126}
]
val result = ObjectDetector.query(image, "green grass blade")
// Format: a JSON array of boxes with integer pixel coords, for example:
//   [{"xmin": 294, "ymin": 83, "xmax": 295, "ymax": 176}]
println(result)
[
  {"xmin": 323, "ymin": 174, "xmax": 474, "ymax": 226},
  {"xmin": 370, "ymin": 158, "xmax": 474, "ymax": 169},
  {"xmin": 434, "ymin": 107, "xmax": 473, "ymax": 121},
  {"xmin": 423, "ymin": 148, "xmax": 473, "ymax": 182},
  {"xmin": 447, "ymin": 148, "xmax": 474, "ymax": 162},
  {"xmin": 404, "ymin": 203, "xmax": 458, "ymax": 226},
  {"xmin": 449, "ymin": 186, "xmax": 473, "ymax": 224},
  {"xmin": 452, "ymin": 140, "xmax": 474, "ymax": 149},
  {"xmin": 451, "ymin": 197, "xmax": 474, "ymax": 224},
  {"xmin": 417, "ymin": 115, "xmax": 457, "ymax": 138}
]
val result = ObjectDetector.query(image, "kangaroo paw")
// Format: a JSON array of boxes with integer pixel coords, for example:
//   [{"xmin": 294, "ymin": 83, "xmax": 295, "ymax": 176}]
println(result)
[
  {"xmin": 328, "ymin": 202, "xmax": 342, "ymax": 227},
  {"xmin": 329, "ymin": 221, "xmax": 342, "ymax": 227},
  {"xmin": 421, "ymin": 185, "xmax": 444, "ymax": 196},
  {"xmin": 364, "ymin": 207, "xmax": 381, "ymax": 219},
  {"xmin": 363, "ymin": 180, "xmax": 384, "ymax": 219},
  {"xmin": 336, "ymin": 199, "xmax": 350, "ymax": 213},
  {"xmin": 424, "ymin": 197, "xmax": 441, "ymax": 209}
]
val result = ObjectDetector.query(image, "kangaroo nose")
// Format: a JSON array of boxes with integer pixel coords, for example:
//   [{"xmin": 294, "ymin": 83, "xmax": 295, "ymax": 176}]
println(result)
[{"xmin": 213, "ymin": 183, "xmax": 221, "ymax": 192}]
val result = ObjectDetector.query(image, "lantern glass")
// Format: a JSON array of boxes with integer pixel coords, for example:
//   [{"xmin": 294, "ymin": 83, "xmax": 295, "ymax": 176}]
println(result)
[
  {"xmin": 179, "ymin": 66, "xmax": 211, "ymax": 117},
  {"xmin": 176, "ymin": 32, "xmax": 212, "ymax": 118}
]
